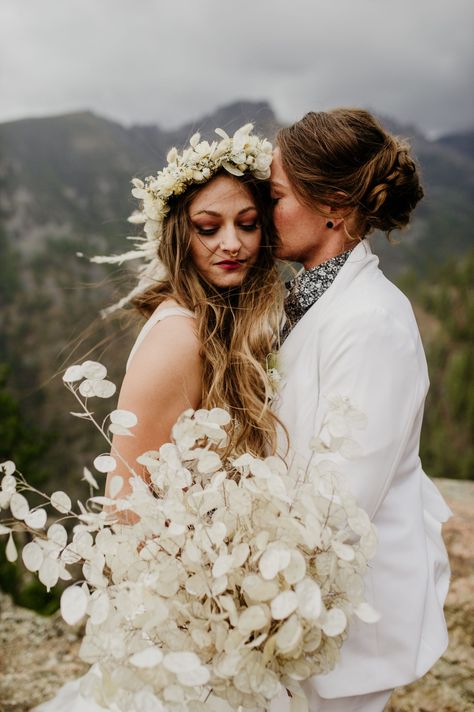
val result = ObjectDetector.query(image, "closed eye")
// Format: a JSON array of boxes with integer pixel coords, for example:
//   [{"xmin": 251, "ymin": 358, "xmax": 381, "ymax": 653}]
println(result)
[
  {"xmin": 239, "ymin": 222, "xmax": 260, "ymax": 232},
  {"xmin": 194, "ymin": 226, "xmax": 218, "ymax": 236}
]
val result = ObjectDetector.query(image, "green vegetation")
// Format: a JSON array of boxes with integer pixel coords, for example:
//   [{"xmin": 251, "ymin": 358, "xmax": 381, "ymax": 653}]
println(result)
[
  {"xmin": 0, "ymin": 364, "xmax": 60, "ymax": 613},
  {"xmin": 398, "ymin": 249, "xmax": 474, "ymax": 479}
]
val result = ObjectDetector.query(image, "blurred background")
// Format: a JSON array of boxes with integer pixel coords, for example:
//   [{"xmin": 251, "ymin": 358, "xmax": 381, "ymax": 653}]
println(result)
[{"xmin": 0, "ymin": 0, "xmax": 473, "ymax": 611}]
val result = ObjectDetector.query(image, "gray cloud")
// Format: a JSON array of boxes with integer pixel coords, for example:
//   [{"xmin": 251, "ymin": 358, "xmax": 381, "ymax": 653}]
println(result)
[{"xmin": 0, "ymin": 0, "xmax": 473, "ymax": 135}]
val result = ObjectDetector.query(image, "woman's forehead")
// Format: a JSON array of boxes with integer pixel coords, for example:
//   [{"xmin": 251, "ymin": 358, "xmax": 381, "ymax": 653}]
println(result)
[{"xmin": 190, "ymin": 175, "xmax": 256, "ymax": 214}]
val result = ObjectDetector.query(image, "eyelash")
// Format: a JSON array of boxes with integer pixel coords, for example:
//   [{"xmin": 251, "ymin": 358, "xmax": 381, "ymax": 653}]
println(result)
[{"xmin": 195, "ymin": 222, "xmax": 259, "ymax": 236}]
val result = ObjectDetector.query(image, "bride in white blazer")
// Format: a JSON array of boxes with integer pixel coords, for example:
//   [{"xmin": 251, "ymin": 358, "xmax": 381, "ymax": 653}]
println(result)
[{"xmin": 269, "ymin": 109, "xmax": 452, "ymax": 712}]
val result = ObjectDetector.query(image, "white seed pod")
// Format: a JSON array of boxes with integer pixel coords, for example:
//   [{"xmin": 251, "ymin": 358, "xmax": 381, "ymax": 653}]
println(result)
[
  {"xmin": 82, "ymin": 467, "xmax": 99, "ymax": 489},
  {"xmin": 24, "ymin": 508, "xmax": 47, "ymax": 529},
  {"xmin": 108, "ymin": 423, "xmax": 133, "ymax": 436},
  {"xmin": 322, "ymin": 607, "xmax": 347, "ymax": 637},
  {"xmin": 89, "ymin": 591, "xmax": 110, "ymax": 625},
  {"xmin": 271, "ymin": 591, "xmax": 298, "ymax": 621},
  {"xmin": 108, "ymin": 475, "xmax": 123, "ymax": 498},
  {"xmin": 93, "ymin": 455, "xmax": 117, "ymax": 473},
  {"xmin": 185, "ymin": 573, "xmax": 209, "ymax": 597},
  {"xmin": 207, "ymin": 407, "xmax": 231, "ymax": 426},
  {"xmin": 9, "ymin": 492, "xmax": 30, "ymax": 520},
  {"xmin": 110, "ymin": 409, "xmax": 138, "ymax": 428},
  {"xmin": 232, "ymin": 542, "xmax": 250, "ymax": 567},
  {"xmin": 331, "ymin": 540, "xmax": 355, "ymax": 561},
  {"xmin": 130, "ymin": 646, "xmax": 164, "ymax": 668},
  {"xmin": 48, "ymin": 523, "xmax": 68, "ymax": 548},
  {"xmin": 50, "ymin": 491, "xmax": 71, "ymax": 514},
  {"xmin": 242, "ymin": 574, "xmax": 279, "ymax": 602},
  {"xmin": 22, "ymin": 541, "xmax": 44, "ymax": 572},
  {"xmin": 0, "ymin": 461, "xmax": 16, "ymax": 476},
  {"xmin": 60, "ymin": 585, "xmax": 89, "ymax": 625},
  {"xmin": 78, "ymin": 380, "xmax": 97, "ymax": 398},
  {"xmin": 249, "ymin": 459, "xmax": 272, "ymax": 479},
  {"xmin": 207, "ymin": 521, "xmax": 227, "ymax": 546},
  {"xmin": 81, "ymin": 361, "xmax": 107, "ymax": 380},
  {"xmin": 276, "ymin": 613, "xmax": 303, "ymax": 655},
  {"xmin": 197, "ymin": 451, "xmax": 222, "ymax": 475},
  {"xmin": 354, "ymin": 602, "xmax": 381, "ymax": 623},
  {"xmin": 237, "ymin": 605, "xmax": 270, "ymax": 636},
  {"xmin": 177, "ymin": 665, "xmax": 210, "ymax": 686},
  {"xmin": 211, "ymin": 575, "xmax": 228, "ymax": 597},
  {"xmin": 163, "ymin": 651, "xmax": 201, "ymax": 674},
  {"xmin": 295, "ymin": 578, "xmax": 322, "ymax": 621},
  {"xmin": 6, "ymin": 533, "xmax": 17, "ymax": 562},
  {"xmin": 212, "ymin": 554, "xmax": 234, "ymax": 578},
  {"xmin": 62, "ymin": 365, "xmax": 84, "ymax": 383},
  {"xmin": 91, "ymin": 379, "xmax": 116, "ymax": 399},
  {"xmin": 39, "ymin": 556, "xmax": 60, "ymax": 590},
  {"xmin": 283, "ymin": 549, "xmax": 306, "ymax": 584},
  {"xmin": 259, "ymin": 545, "xmax": 291, "ymax": 580},
  {"xmin": 1, "ymin": 473, "xmax": 16, "ymax": 493}
]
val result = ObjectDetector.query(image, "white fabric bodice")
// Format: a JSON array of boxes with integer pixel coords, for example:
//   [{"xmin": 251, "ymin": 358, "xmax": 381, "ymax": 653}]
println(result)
[{"xmin": 126, "ymin": 304, "xmax": 194, "ymax": 372}]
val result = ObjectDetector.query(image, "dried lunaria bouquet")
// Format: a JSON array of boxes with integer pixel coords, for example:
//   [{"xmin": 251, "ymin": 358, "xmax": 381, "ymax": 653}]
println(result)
[{"xmin": 0, "ymin": 361, "xmax": 379, "ymax": 711}]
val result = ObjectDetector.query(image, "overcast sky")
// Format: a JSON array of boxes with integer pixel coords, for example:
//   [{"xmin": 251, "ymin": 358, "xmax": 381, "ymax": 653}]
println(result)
[{"xmin": 1, "ymin": 0, "xmax": 473, "ymax": 137}]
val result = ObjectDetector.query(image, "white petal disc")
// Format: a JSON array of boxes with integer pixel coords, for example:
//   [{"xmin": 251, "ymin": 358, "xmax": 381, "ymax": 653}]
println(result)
[
  {"xmin": 0, "ymin": 461, "xmax": 16, "ymax": 476},
  {"xmin": 22, "ymin": 541, "xmax": 44, "ymax": 572},
  {"xmin": 92, "ymin": 380, "xmax": 116, "ymax": 398},
  {"xmin": 39, "ymin": 557, "xmax": 60, "ymax": 590},
  {"xmin": 25, "ymin": 508, "xmax": 47, "ymax": 529},
  {"xmin": 62, "ymin": 365, "xmax": 84, "ymax": 383},
  {"xmin": 295, "ymin": 578, "xmax": 322, "ymax": 620},
  {"xmin": 110, "ymin": 409, "xmax": 138, "ymax": 428},
  {"xmin": 177, "ymin": 665, "xmax": 210, "ymax": 686},
  {"xmin": 109, "ymin": 475, "xmax": 123, "ymax": 498},
  {"xmin": 9, "ymin": 492, "xmax": 30, "ymax": 520},
  {"xmin": 93, "ymin": 455, "xmax": 117, "ymax": 473},
  {"xmin": 61, "ymin": 585, "xmax": 88, "ymax": 625},
  {"xmin": 81, "ymin": 361, "xmax": 107, "ymax": 380},
  {"xmin": 163, "ymin": 651, "xmax": 201, "ymax": 674},
  {"xmin": 6, "ymin": 533, "xmax": 17, "ymax": 562},
  {"xmin": 50, "ymin": 491, "xmax": 71, "ymax": 513},
  {"xmin": 354, "ymin": 602, "xmax": 381, "ymax": 623},
  {"xmin": 322, "ymin": 607, "xmax": 347, "ymax": 637},
  {"xmin": 271, "ymin": 591, "xmax": 298, "ymax": 620},
  {"xmin": 130, "ymin": 647, "xmax": 164, "ymax": 668}
]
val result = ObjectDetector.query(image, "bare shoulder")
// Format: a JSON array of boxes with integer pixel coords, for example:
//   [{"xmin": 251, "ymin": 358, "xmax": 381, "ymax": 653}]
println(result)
[{"xmin": 127, "ymin": 310, "xmax": 200, "ymax": 379}]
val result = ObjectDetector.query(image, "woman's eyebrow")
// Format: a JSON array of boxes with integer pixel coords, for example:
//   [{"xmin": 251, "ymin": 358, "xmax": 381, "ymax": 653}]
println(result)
[{"xmin": 191, "ymin": 206, "xmax": 256, "ymax": 217}]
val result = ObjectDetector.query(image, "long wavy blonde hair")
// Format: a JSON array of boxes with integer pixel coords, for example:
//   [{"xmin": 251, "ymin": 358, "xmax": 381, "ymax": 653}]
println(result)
[{"xmin": 132, "ymin": 170, "xmax": 285, "ymax": 457}]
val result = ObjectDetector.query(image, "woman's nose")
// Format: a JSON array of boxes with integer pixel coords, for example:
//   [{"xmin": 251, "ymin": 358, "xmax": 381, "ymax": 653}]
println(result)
[{"xmin": 219, "ymin": 225, "xmax": 241, "ymax": 253}]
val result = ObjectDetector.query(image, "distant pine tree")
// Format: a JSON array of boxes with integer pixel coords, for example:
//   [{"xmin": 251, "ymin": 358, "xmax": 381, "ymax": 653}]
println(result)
[{"xmin": 398, "ymin": 250, "xmax": 474, "ymax": 480}]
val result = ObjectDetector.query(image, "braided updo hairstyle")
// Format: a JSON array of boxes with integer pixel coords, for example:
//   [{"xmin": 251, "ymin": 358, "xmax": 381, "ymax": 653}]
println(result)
[{"xmin": 276, "ymin": 108, "xmax": 423, "ymax": 237}]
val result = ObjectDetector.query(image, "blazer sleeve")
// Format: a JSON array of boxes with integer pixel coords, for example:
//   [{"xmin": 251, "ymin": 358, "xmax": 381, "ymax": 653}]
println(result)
[{"xmin": 314, "ymin": 306, "xmax": 427, "ymax": 520}]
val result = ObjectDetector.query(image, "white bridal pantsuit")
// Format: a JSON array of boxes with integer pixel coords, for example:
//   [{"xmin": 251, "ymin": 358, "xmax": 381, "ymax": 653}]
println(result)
[{"xmin": 275, "ymin": 239, "xmax": 451, "ymax": 710}]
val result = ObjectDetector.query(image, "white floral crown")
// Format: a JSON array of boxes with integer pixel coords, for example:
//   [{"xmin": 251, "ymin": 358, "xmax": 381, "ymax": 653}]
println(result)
[{"xmin": 91, "ymin": 123, "xmax": 273, "ymax": 316}]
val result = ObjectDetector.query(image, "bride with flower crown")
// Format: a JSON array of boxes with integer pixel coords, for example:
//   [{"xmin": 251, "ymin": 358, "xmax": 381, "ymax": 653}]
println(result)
[{"xmin": 32, "ymin": 126, "xmax": 294, "ymax": 711}]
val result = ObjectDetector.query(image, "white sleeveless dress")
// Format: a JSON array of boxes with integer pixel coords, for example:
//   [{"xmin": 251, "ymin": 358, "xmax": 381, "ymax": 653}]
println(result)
[{"xmin": 32, "ymin": 305, "xmax": 197, "ymax": 712}]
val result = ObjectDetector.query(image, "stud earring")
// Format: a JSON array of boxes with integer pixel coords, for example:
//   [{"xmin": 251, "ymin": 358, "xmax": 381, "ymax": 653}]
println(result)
[{"xmin": 326, "ymin": 221, "xmax": 334, "ymax": 229}]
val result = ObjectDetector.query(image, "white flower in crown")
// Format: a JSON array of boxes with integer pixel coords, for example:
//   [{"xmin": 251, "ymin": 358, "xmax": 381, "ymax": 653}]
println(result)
[{"xmin": 90, "ymin": 124, "xmax": 273, "ymax": 316}]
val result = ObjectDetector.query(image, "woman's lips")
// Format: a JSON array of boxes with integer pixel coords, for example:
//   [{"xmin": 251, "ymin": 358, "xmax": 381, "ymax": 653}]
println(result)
[{"xmin": 215, "ymin": 260, "xmax": 244, "ymax": 270}]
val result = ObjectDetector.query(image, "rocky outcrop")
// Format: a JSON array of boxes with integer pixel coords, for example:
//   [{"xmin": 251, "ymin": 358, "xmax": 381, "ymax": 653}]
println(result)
[
  {"xmin": 0, "ymin": 478, "xmax": 472, "ymax": 712},
  {"xmin": 386, "ymin": 479, "xmax": 474, "ymax": 712}
]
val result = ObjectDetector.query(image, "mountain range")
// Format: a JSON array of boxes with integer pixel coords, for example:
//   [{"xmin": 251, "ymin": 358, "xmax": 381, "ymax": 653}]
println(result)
[
  {"xmin": 1, "ymin": 101, "xmax": 472, "ymax": 272},
  {"xmin": 0, "ymin": 100, "xmax": 473, "ymax": 491}
]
